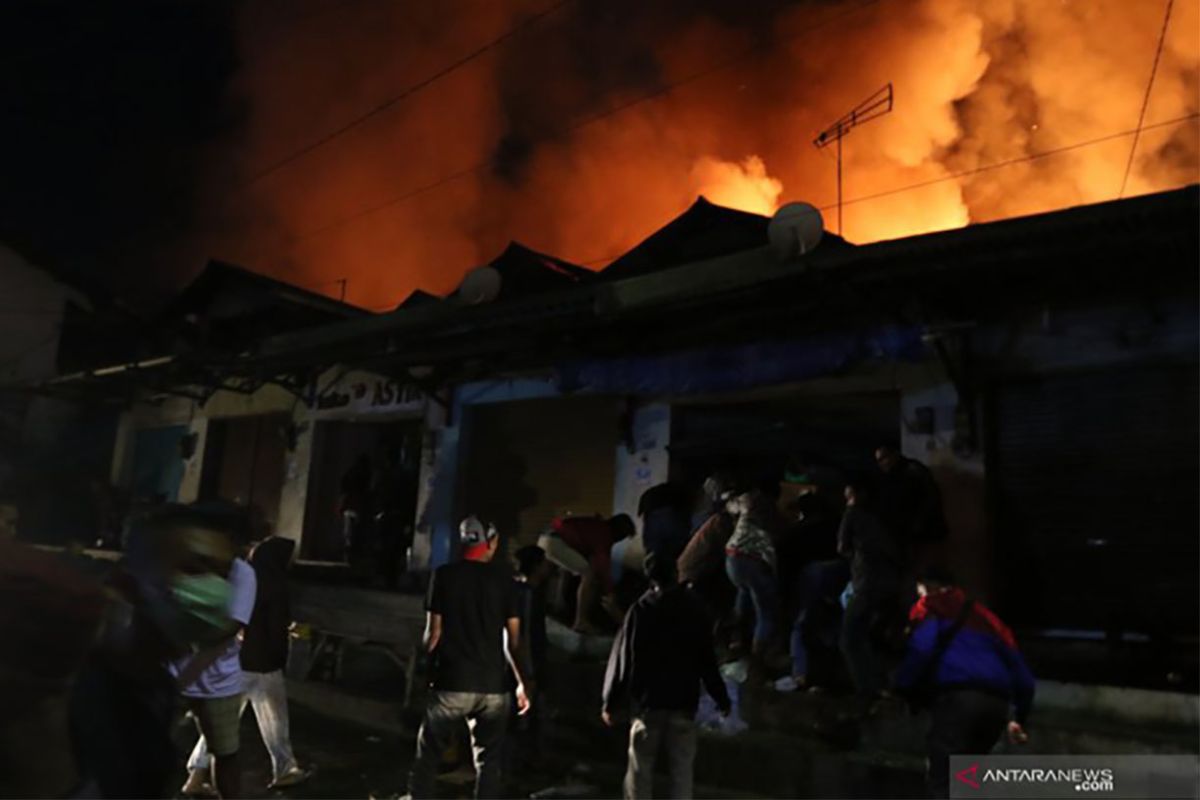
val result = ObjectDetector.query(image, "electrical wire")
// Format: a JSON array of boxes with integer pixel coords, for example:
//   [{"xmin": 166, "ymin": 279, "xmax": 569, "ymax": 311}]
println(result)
[
  {"xmin": 822, "ymin": 113, "xmax": 1199, "ymax": 213},
  {"xmin": 561, "ymin": 113, "xmax": 1200, "ymax": 271},
  {"xmin": 1119, "ymin": 0, "xmax": 1175, "ymax": 198},
  {"xmin": 561, "ymin": 113, "xmax": 1200, "ymax": 269},
  {"xmin": 265, "ymin": 0, "xmax": 882, "ymax": 254},
  {"xmin": 244, "ymin": 0, "xmax": 575, "ymax": 188}
]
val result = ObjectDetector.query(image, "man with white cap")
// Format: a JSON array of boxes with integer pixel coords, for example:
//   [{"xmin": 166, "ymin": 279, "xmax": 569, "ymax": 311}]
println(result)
[{"xmin": 407, "ymin": 516, "xmax": 531, "ymax": 799}]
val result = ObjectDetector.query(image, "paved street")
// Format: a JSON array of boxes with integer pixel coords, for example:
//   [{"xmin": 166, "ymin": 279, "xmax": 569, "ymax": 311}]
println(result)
[
  {"xmin": 172, "ymin": 701, "xmax": 639, "ymax": 800},
  {"xmin": 172, "ymin": 684, "xmax": 937, "ymax": 800}
]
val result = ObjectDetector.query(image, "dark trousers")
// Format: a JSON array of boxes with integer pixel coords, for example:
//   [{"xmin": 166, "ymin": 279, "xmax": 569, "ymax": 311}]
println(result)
[
  {"xmin": 726, "ymin": 554, "xmax": 779, "ymax": 648},
  {"xmin": 840, "ymin": 575, "xmax": 899, "ymax": 697},
  {"xmin": 409, "ymin": 691, "xmax": 510, "ymax": 799},
  {"xmin": 624, "ymin": 710, "xmax": 698, "ymax": 800},
  {"xmin": 789, "ymin": 559, "xmax": 849, "ymax": 679},
  {"xmin": 926, "ymin": 690, "xmax": 1008, "ymax": 798}
]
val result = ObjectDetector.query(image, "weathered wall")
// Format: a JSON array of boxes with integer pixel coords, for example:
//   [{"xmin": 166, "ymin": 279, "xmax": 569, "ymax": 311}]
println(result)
[
  {"xmin": 612, "ymin": 402, "xmax": 671, "ymax": 519},
  {"xmin": 462, "ymin": 395, "xmax": 618, "ymax": 545},
  {"xmin": 899, "ymin": 375, "xmax": 990, "ymax": 599},
  {"xmin": 412, "ymin": 376, "xmax": 560, "ymax": 572},
  {"xmin": 0, "ymin": 244, "xmax": 68, "ymax": 385},
  {"xmin": 0, "ymin": 244, "xmax": 115, "ymax": 543},
  {"xmin": 115, "ymin": 367, "xmax": 427, "ymax": 549}
]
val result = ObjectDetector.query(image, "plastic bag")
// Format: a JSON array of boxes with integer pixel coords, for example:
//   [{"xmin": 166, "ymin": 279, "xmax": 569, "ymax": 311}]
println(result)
[
  {"xmin": 719, "ymin": 658, "xmax": 749, "ymax": 683},
  {"xmin": 695, "ymin": 676, "xmax": 749, "ymax": 735}
]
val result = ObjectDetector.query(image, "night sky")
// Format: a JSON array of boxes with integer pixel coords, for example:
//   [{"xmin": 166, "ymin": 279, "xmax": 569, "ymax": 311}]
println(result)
[
  {"xmin": 0, "ymin": 1, "xmax": 242, "ymax": 305},
  {"xmin": 2, "ymin": 1, "xmax": 1195, "ymax": 310},
  {"xmin": 0, "ymin": 0, "xmax": 827, "ymax": 309}
]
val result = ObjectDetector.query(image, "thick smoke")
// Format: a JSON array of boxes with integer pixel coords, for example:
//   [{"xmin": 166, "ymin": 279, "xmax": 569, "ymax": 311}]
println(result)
[{"xmin": 206, "ymin": 0, "xmax": 1199, "ymax": 308}]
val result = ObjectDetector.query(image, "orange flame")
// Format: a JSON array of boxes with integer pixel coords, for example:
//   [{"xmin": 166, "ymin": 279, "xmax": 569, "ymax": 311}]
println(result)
[
  {"xmin": 207, "ymin": 0, "xmax": 1199, "ymax": 308},
  {"xmin": 691, "ymin": 156, "xmax": 783, "ymax": 216}
]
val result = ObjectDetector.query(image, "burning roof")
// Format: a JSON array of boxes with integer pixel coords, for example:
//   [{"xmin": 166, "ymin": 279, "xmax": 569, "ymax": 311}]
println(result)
[
  {"xmin": 450, "ymin": 242, "xmax": 593, "ymax": 302},
  {"xmin": 600, "ymin": 196, "xmax": 853, "ymax": 282}
]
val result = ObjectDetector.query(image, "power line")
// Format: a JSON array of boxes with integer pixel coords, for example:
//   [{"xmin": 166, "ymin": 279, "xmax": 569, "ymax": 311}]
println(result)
[
  {"xmin": 1119, "ymin": 0, "xmax": 1175, "ymax": 198},
  {"xmin": 567, "ymin": 114, "xmax": 1199, "ymax": 269},
  {"xmin": 266, "ymin": 0, "xmax": 881, "ymax": 255},
  {"xmin": 244, "ymin": 0, "xmax": 574, "ymax": 188},
  {"xmin": 821, "ymin": 113, "xmax": 1198, "ymax": 213},
  {"xmin": 436, "ymin": 112, "xmax": 1200, "ymax": 278}
]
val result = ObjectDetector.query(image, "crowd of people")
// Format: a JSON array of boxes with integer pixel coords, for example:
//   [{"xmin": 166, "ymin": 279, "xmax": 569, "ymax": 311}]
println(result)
[
  {"xmin": 536, "ymin": 446, "xmax": 956, "ymax": 692},
  {"xmin": 0, "ymin": 444, "xmax": 1035, "ymax": 800},
  {"xmin": 480, "ymin": 444, "xmax": 1036, "ymax": 799}
]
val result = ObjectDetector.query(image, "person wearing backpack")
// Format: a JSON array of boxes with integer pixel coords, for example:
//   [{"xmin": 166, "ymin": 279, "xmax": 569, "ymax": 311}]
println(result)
[{"xmin": 893, "ymin": 567, "xmax": 1034, "ymax": 798}]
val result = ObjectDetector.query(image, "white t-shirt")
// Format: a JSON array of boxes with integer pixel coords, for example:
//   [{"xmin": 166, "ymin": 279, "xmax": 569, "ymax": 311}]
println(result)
[{"xmin": 170, "ymin": 557, "xmax": 257, "ymax": 698}]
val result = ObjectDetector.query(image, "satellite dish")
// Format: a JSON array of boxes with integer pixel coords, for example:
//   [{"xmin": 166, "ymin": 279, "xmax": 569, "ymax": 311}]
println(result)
[
  {"xmin": 768, "ymin": 202, "xmax": 824, "ymax": 261},
  {"xmin": 457, "ymin": 266, "xmax": 502, "ymax": 305}
]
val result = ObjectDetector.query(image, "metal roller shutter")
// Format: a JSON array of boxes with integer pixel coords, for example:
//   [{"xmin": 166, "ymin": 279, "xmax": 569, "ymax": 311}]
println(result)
[{"xmin": 992, "ymin": 366, "xmax": 1199, "ymax": 635}]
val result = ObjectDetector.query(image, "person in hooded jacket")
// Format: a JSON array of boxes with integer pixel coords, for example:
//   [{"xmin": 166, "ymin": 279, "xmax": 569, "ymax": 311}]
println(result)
[{"xmin": 186, "ymin": 535, "xmax": 311, "ymax": 793}]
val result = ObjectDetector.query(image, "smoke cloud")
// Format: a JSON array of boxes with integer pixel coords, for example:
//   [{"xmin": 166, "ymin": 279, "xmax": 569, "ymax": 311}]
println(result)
[{"xmin": 199, "ymin": 0, "xmax": 1199, "ymax": 308}]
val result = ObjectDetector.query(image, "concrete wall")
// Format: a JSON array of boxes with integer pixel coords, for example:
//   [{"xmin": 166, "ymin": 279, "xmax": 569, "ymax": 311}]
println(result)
[
  {"xmin": 409, "ymin": 380, "xmax": 678, "ymax": 574},
  {"xmin": 0, "ymin": 244, "xmax": 110, "ymax": 543},
  {"xmin": 0, "ymin": 246, "xmax": 73, "ymax": 463},
  {"xmin": 0, "ymin": 244, "xmax": 70, "ymax": 386},
  {"xmin": 899, "ymin": 376, "xmax": 991, "ymax": 599},
  {"xmin": 115, "ymin": 367, "xmax": 427, "ymax": 548},
  {"xmin": 412, "ymin": 377, "xmax": 559, "ymax": 572},
  {"xmin": 612, "ymin": 402, "xmax": 671, "ymax": 520},
  {"xmin": 114, "ymin": 297, "xmax": 1197, "ymax": 575}
]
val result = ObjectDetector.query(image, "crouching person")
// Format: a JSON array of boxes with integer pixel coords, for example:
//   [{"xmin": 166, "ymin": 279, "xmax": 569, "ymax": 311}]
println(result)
[
  {"xmin": 602, "ymin": 552, "xmax": 731, "ymax": 800},
  {"xmin": 408, "ymin": 517, "xmax": 531, "ymax": 800},
  {"xmin": 893, "ymin": 568, "xmax": 1034, "ymax": 799}
]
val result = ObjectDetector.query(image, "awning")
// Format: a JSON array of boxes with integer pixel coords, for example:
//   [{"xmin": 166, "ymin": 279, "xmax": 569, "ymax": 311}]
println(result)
[{"xmin": 556, "ymin": 325, "xmax": 925, "ymax": 396}]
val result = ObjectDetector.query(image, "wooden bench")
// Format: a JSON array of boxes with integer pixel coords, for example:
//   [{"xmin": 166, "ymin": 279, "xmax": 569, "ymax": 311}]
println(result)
[{"xmin": 289, "ymin": 582, "xmax": 426, "ymax": 708}]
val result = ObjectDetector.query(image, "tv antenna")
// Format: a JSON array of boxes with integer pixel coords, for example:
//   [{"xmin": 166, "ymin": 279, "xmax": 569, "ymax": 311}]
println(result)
[{"xmin": 813, "ymin": 83, "xmax": 894, "ymax": 237}]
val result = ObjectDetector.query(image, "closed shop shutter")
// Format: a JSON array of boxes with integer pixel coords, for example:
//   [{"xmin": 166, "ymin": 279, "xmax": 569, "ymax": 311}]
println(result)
[
  {"xmin": 992, "ymin": 366, "xmax": 1199, "ymax": 635},
  {"xmin": 199, "ymin": 413, "xmax": 288, "ymax": 530},
  {"xmin": 463, "ymin": 396, "xmax": 617, "ymax": 546}
]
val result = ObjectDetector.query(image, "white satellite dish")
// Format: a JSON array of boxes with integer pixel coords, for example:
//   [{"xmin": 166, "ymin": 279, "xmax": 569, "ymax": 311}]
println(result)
[
  {"xmin": 768, "ymin": 202, "xmax": 824, "ymax": 261},
  {"xmin": 457, "ymin": 266, "xmax": 502, "ymax": 305}
]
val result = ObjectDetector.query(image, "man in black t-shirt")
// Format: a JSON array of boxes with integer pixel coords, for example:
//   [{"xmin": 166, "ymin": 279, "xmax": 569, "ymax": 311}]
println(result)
[{"xmin": 408, "ymin": 516, "xmax": 530, "ymax": 800}]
